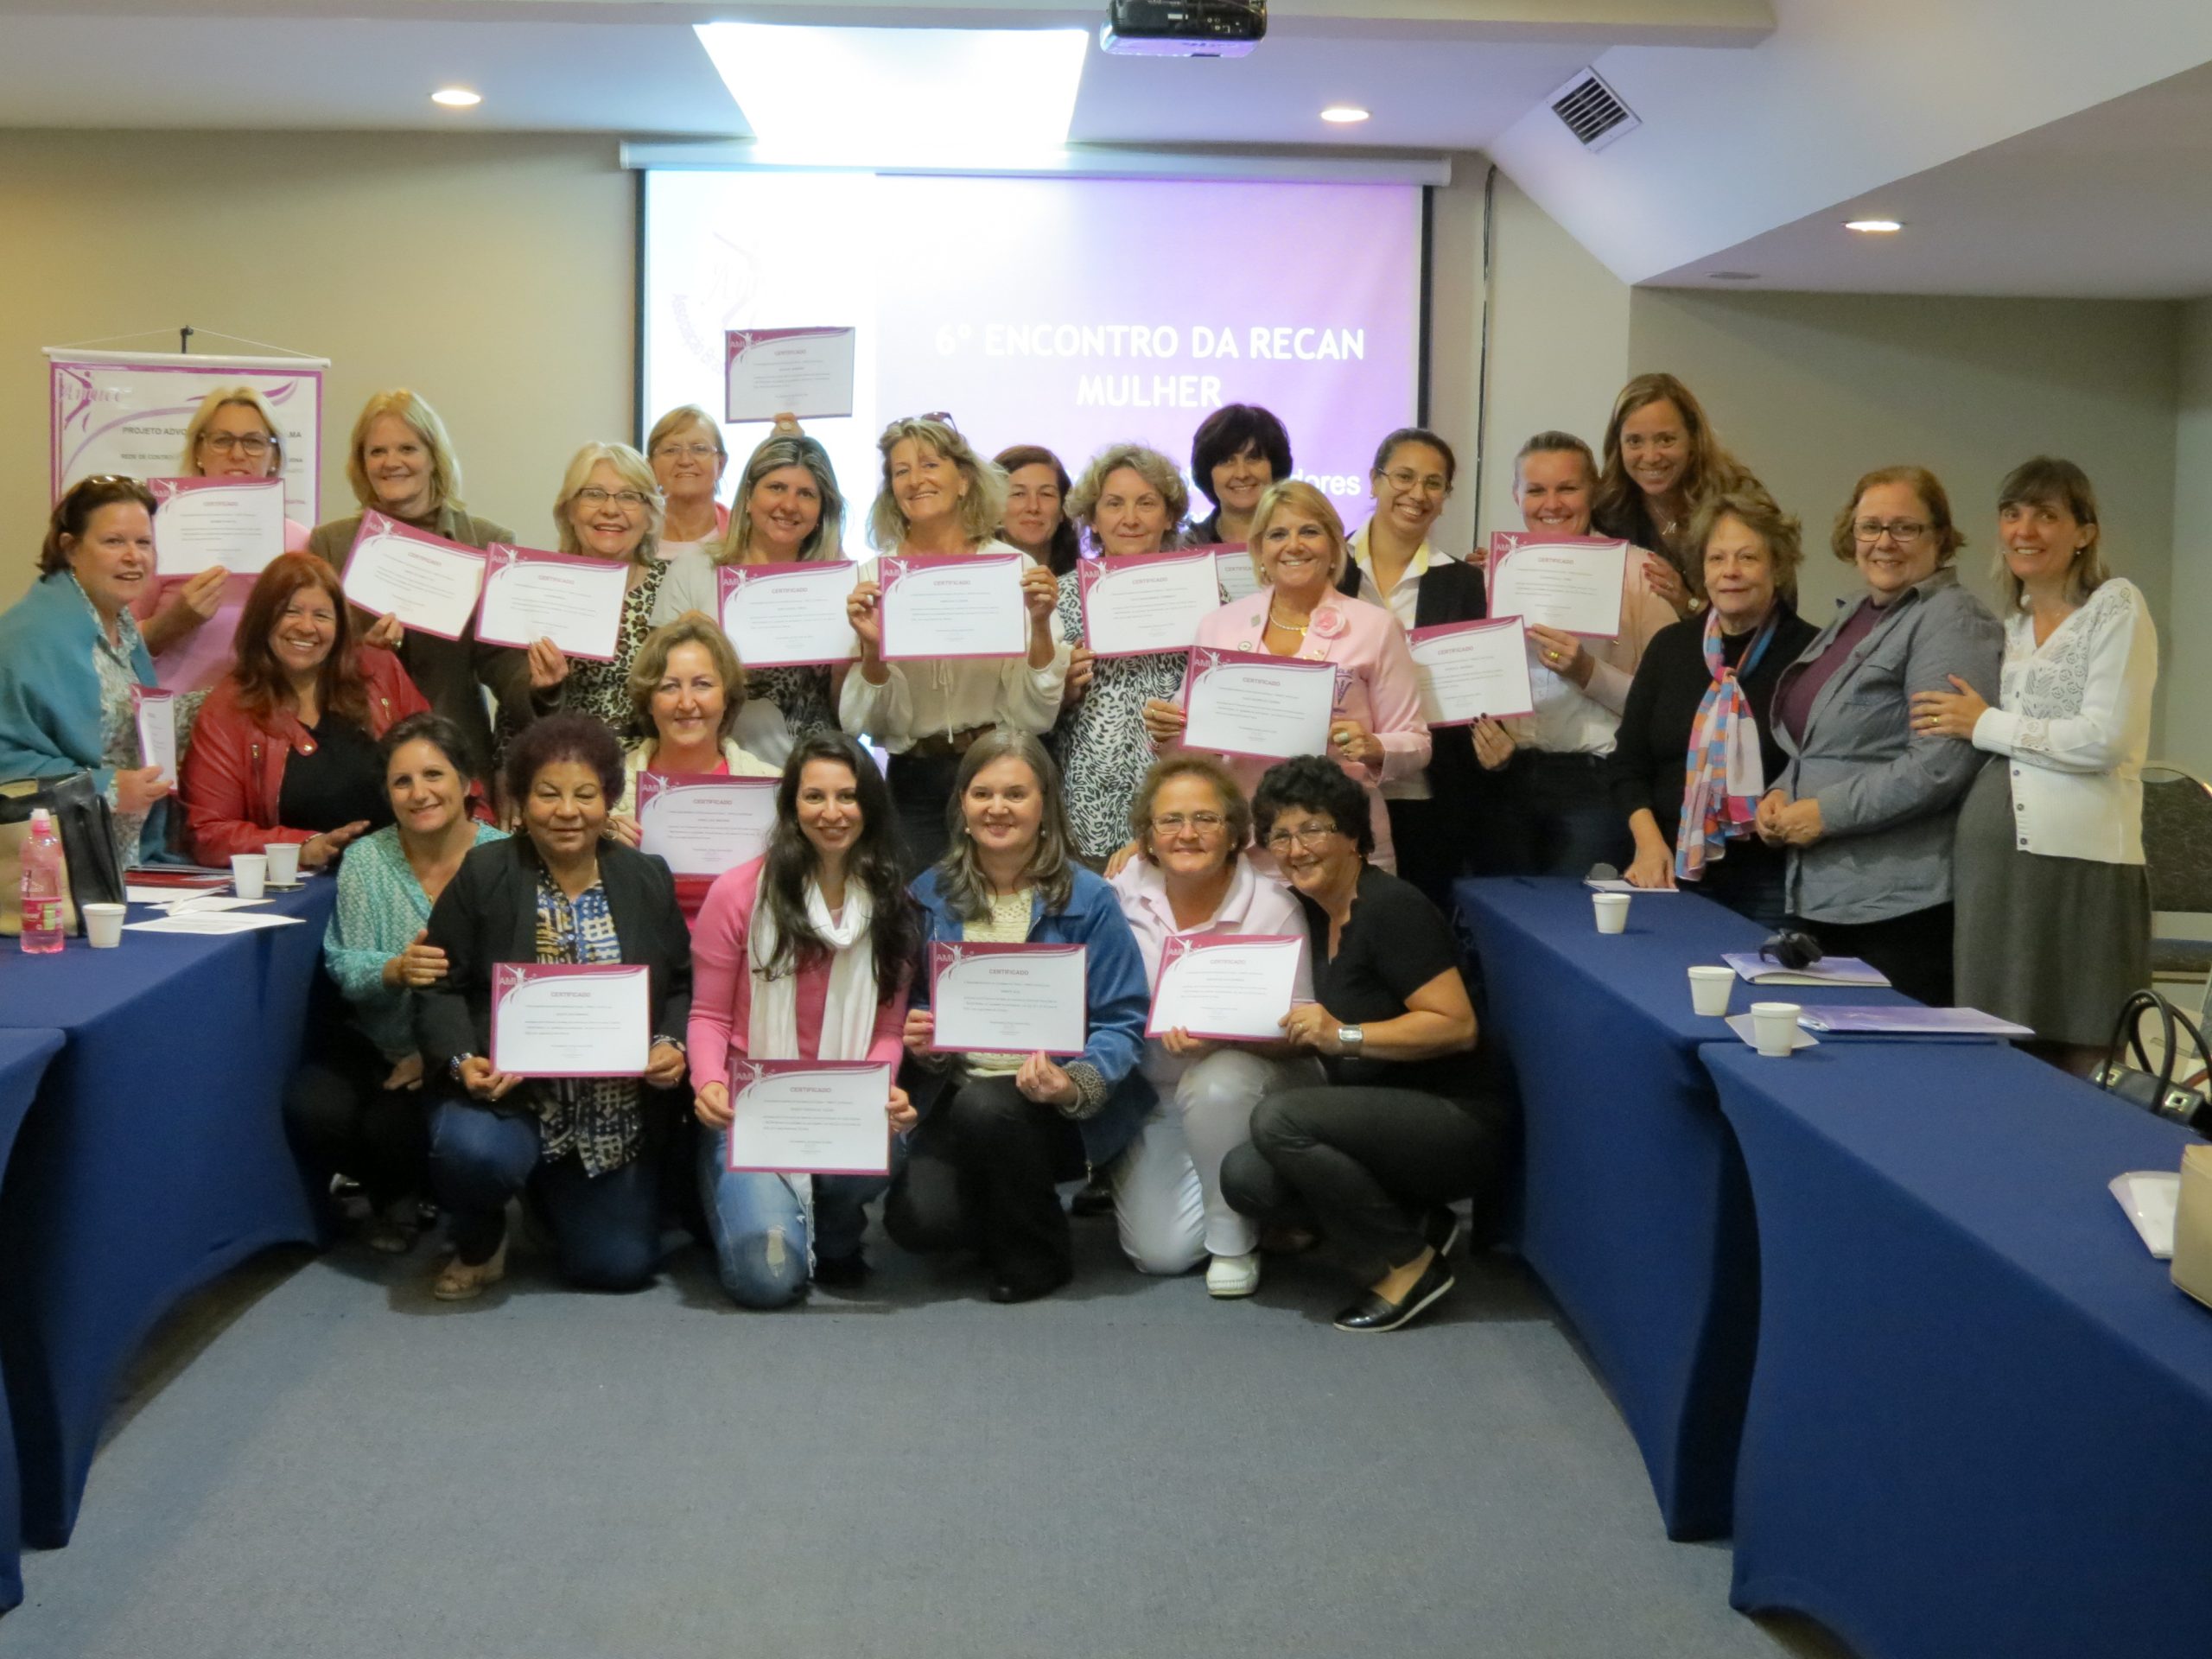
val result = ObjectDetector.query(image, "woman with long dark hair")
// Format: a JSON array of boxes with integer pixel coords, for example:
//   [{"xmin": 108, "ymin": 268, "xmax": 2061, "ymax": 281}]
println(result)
[{"xmin": 688, "ymin": 734, "xmax": 920, "ymax": 1304}]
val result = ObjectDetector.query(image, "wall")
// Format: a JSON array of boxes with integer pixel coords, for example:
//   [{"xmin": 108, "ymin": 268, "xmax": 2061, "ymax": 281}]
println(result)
[
  {"xmin": 0, "ymin": 130, "xmax": 634, "ymax": 607},
  {"xmin": 2173, "ymin": 296, "xmax": 2212, "ymax": 774}
]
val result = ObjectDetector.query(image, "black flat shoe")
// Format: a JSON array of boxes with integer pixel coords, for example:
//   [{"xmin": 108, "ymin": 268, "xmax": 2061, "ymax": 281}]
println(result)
[
  {"xmin": 988, "ymin": 1266, "xmax": 1072, "ymax": 1305},
  {"xmin": 1332, "ymin": 1255, "xmax": 1456, "ymax": 1333},
  {"xmin": 1424, "ymin": 1206, "xmax": 1464, "ymax": 1260},
  {"xmin": 1069, "ymin": 1173, "xmax": 1115, "ymax": 1217},
  {"xmin": 812, "ymin": 1251, "xmax": 869, "ymax": 1289}
]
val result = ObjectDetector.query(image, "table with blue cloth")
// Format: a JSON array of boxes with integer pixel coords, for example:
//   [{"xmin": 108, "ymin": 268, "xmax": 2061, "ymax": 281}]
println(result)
[
  {"xmin": 0, "ymin": 880, "xmax": 334, "ymax": 1578},
  {"xmin": 0, "ymin": 1027, "xmax": 66, "ymax": 1614},
  {"xmin": 1454, "ymin": 876, "xmax": 1916, "ymax": 1539},
  {"xmin": 1704, "ymin": 1039, "xmax": 2212, "ymax": 1659}
]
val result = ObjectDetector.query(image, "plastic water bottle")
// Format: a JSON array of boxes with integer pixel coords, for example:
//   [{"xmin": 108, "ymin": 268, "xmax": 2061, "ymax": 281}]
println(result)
[{"xmin": 19, "ymin": 808, "xmax": 65, "ymax": 955}]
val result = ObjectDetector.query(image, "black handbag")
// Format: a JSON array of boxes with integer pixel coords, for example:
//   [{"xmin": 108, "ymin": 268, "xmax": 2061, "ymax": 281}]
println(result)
[
  {"xmin": 2094, "ymin": 990, "xmax": 2212, "ymax": 1137},
  {"xmin": 0, "ymin": 772, "xmax": 127, "ymax": 933}
]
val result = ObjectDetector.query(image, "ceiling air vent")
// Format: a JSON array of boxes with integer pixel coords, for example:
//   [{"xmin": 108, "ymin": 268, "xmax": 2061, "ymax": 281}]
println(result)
[{"xmin": 1548, "ymin": 68, "xmax": 1640, "ymax": 152}]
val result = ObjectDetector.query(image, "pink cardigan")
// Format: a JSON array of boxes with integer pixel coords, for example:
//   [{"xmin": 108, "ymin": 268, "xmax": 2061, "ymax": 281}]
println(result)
[
  {"xmin": 1181, "ymin": 586, "xmax": 1432, "ymax": 868},
  {"xmin": 686, "ymin": 855, "xmax": 909, "ymax": 1090}
]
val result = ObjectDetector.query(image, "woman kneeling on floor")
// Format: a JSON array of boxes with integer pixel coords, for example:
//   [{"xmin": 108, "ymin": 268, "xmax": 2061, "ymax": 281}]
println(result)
[{"xmin": 1222, "ymin": 756, "xmax": 1514, "ymax": 1333}]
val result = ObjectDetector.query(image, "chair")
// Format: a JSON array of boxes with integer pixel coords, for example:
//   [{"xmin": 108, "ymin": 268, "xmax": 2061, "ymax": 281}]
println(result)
[{"xmin": 2142, "ymin": 764, "xmax": 2212, "ymax": 1038}]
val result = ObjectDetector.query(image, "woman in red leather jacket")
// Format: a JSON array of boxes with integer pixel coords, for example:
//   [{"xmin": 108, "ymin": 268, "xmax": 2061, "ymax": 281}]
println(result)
[{"xmin": 181, "ymin": 552, "xmax": 432, "ymax": 868}]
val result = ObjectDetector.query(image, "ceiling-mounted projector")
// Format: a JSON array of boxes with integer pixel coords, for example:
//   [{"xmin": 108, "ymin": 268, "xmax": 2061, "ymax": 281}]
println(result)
[{"xmin": 1099, "ymin": 0, "xmax": 1266, "ymax": 58}]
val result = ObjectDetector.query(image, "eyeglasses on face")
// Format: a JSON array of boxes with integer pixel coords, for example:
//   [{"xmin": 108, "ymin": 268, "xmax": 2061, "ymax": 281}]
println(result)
[
  {"xmin": 1151, "ymin": 811, "xmax": 1224, "ymax": 836},
  {"xmin": 653, "ymin": 442, "xmax": 721, "ymax": 461},
  {"xmin": 201, "ymin": 433, "xmax": 275, "ymax": 457},
  {"xmin": 1853, "ymin": 518, "xmax": 1930, "ymax": 544},
  {"xmin": 1383, "ymin": 467, "xmax": 1450, "ymax": 497},
  {"xmin": 575, "ymin": 486, "xmax": 654, "ymax": 511},
  {"xmin": 1263, "ymin": 823, "xmax": 1339, "ymax": 853}
]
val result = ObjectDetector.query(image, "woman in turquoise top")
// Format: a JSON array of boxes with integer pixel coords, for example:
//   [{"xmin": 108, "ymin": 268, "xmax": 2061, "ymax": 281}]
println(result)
[{"xmin": 284, "ymin": 711, "xmax": 503, "ymax": 1252}]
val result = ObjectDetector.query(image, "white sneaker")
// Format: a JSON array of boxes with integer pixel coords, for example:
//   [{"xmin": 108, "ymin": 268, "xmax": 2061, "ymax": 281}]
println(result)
[{"xmin": 1205, "ymin": 1251, "xmax": 1262, "ymax": 1298}]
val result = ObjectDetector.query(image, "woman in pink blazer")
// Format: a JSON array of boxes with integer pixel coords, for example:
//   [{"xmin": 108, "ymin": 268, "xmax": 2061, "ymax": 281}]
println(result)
[{"xmin": 1142, "ymin": 480, "xmax": 1431, "ymax": 870}]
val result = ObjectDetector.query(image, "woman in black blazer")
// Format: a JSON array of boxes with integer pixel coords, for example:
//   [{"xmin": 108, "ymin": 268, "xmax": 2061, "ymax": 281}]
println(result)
[{"xmin": 416, "ymin": 714, "xmax": 693, "ymax": 1300}]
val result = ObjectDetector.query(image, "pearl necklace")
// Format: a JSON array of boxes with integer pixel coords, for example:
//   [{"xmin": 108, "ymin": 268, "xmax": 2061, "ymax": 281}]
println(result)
[{"xmin": 1267, "ymin": 607, "xmax": 1311, "ymax": 635}]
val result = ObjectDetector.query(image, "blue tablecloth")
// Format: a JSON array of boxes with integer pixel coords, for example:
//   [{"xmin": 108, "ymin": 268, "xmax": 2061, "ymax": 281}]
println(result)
[
  {"xmin": 1455, "ymin": 876, "xmax": 1915, "ymax": 1539},
  {"xmin": 0, "ymin": 882, "xmax": 333, "ymax": 1559},
  {"xmin": 0, "ymin": 1027, "xmax": 65, "ymax": 1614},
  {"xmin": 1705, "ymin": 1040, "xmax": 2212, "ymax": 1659}
]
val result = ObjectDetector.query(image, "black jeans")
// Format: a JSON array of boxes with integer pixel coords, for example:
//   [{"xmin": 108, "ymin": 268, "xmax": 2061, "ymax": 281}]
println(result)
[
  {"xmin": 884, "ymin": 1073, "xmax": 1088, "ymax": 1291},
  {"xmin": 1796, "ymin": 902, "xmax": 1955, "ymax": 1008},
  {"xmin": 887, "ymin": 749, "xmax": 962, "ymax": 879},
  {"xmin": 1498, "ymin": 752, "xmax": 1632, "ymax": 878},
  {"xmin": 282, "ymin": 1018, "xmax": 429, "ymax": 1216},
  {"xmin": 1222, "ymin": 1084, "xmax": 1513, "ymax": 1280}
]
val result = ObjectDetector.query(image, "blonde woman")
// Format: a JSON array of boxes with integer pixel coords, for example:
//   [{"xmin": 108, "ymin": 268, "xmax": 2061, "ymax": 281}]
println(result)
[
  {"xmin": 1590, "ymin": 372, "xmax": 1760, "ymax": 609},
  {"xmin": 645, "ymin": 404, "xmax": 730, "ymax": 560},
  {"xmin": 308, "ymin": 390, "xmax": 563, "ymax": 771},
  {"xmin": 841, "ymin": 416, "xmax": 1066, "ymax": 869},
  {"xmin": 130, "ymin": 385, "xmax": 313, "ymax": 692}
]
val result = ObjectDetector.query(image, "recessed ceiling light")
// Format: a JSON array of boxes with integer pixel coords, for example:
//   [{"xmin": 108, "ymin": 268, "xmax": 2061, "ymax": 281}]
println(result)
[
  {"xmin": 431, "ymin": 87, "xmax": 482, "ymax": 109},
  {"xmin": 1844, "ymin": 219, "xmax": 1903, "ymax": 234},
  {"xmin": 1320, "ymin": 105, "xmax": 1371, "ymax": 124}
]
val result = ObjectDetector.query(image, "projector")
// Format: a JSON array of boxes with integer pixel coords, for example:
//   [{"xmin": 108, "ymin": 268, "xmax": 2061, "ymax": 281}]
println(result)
[{"xmin": 1099, "ymin": 0, "xmax": 1266, "ymax": 58}]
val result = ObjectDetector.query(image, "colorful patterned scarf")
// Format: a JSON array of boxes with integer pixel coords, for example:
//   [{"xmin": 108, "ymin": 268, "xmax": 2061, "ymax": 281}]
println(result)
[{"xmin": 1676, "ymin": 607, "xmax": 1777, "ymax": 881}]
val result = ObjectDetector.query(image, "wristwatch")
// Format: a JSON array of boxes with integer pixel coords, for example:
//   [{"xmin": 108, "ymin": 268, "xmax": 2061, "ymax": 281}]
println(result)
[
  {"xmin": 448, "ymin": 1052, "xmax": 477, "ymax": 1083},
  {"xmin": 1336, "ymin": 1026, "xmax": 1365, "ymax": 1055}
]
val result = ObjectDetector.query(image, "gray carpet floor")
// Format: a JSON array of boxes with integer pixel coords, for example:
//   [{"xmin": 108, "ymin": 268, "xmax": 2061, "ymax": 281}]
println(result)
[{"xmin": 3, "ymin": 1217, "xmax": 1848, "ymax": 1659}]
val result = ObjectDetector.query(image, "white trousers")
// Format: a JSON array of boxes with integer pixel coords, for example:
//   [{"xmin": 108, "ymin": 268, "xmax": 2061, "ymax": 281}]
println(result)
[{"xmin": 1110, "ymin": 1048, "xmax": 1318, "ymax": 1274}]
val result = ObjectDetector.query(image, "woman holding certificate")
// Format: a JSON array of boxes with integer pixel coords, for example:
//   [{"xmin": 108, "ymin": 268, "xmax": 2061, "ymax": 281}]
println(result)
[
  {"xmin": 841, "ymin": 417, "xmax": 1067, "ymax": 872},
  {"xmin": 1109, "ymin": 756, "xmax": 1315, "ymax": 1297},
  {"xmin": 416, "ymin": 714, "xmax": 693, "ymax": 1300},
  {"xmin": 181, "ymin": 553, "xmax": 432, "ymax": 866},
  {"xmin": 995, "ymin": 444, "xmax": 1082, "ymax": 576},
  {"xmin": 287, "ymin": 713, "xmax": 505, "ymax": 1252},
  {"xmin": 890, "ymin": 732, "xmax": 1153, "ymax": 1304},
  {"xmin": 130, "ymin": 385, "xmax": 313, "ymax": 693},
  {"xmin": 689, "ymin": 734, "xmax": 919, "ymax": 1304},
  {"xmin": 1051, "ymin": 442, "xmax": 1196, "ymax": 863},
  {"xmin": 1590, "ymin": 373, "xmax": 1760, "ymax": 609},
  {"xmin": 1140, "ymin": 480, "xmax": 1430, "ymax": 872},
  {"xmin": 645, "ymin": 404, "xmax": 730, "ymax": 561},
  {"xmin": 1609, "ymin": 488, "xmax": 1817, "ymax": 927},
  {"xmin": 308, "ymin": 391, "xmax": 560, "ymax": 776},
  {"xmin": 0, "ymin": 477, "xmax": 174, "ymax": 867},
  {"xmin": 1759, "ymin": 467, "xmax": 2003, "ymax": 1006},
  {"xmin": 1221, "ymin": 758, "xmax": 1509, "ymax": 1334}
]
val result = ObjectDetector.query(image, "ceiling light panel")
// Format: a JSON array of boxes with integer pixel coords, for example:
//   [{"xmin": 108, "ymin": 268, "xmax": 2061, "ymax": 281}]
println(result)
[
  {"xmin": 695, "ymin": 23, "xmax": 1089, "ymax": 170},
  {"xmin": 1845, "ymin": 219, "xmax": 1904, "ymax": 233}
]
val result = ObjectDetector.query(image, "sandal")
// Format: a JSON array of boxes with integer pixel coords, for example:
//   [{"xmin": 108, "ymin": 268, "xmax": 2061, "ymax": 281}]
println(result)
[{"xmin": 431, "ymin": 1237, "xmax": 508, "ymax": 1301}]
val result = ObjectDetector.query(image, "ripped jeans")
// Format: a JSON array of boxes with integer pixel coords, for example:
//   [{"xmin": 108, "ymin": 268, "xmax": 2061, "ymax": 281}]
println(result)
[{"xmin": 697, "ymin": 1128, "xmax": 885, "ymax": 1308}]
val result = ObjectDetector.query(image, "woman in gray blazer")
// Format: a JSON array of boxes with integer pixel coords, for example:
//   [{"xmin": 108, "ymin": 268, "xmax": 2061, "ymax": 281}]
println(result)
[{"xmin": 1758, "ymin": 467, "xmax": 2003, "ymax": 1006}]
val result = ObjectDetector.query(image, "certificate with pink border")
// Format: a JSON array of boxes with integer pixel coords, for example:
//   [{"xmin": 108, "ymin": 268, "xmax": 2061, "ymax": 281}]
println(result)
[
  {"xmin": 878, "ymin": 554, "xmax": 1028, "ymax": 661},
  {"xmin": 133, "ymin": 685, "xmax": 178, "ymax": 787},
  {"xmin": 1077, "ymin": 549, "xmax": 1221, "ymax": 658},
  {"xmin": 722, "ymin": 1060, "xmax": 893, "ymax": 1176},
  {"xmin": 634, "ymin": 772, "xmax": 779, "ymax": 879},
  {"xmin": 340, "ymin": 511, "xmax": 488, "ymax": 642},
  {"xmin": 724, "ymin": 326, "xmax": 856, "ymax": 423},
  {"xmin": 488, "ymin": 963, "xmax": 651, "ymax": 1078},
  {"xmin": 929, "ymin": 941, "xmax": 1088, "ymax": 1057},
  {"xmin": 1407, "ymin": 616, "xmax": 1535, "ymax": 726},
  {"xmin": 716, "ymin": 560, "xmax": 858, "ymax": 668},
  {"xmin": 1188, "ymin": 542, "xmax": 1261, "ymax": 603},
  {"xmin": 1146, "ymin": 933, "xmax": 1306, "ymax": 1042},
  {"xmin": 1485, "ymin": 531, "xmax": 1629, "ymax": 640},
  {"xmin": 1180, "ymin": 646, "xmax": 1335, "ymax": 762},
  {"xmin": 148, "ymin": 475, "xmax": 285, "ymax": 577},
  {"xmin": 475, "ymin": 543, "xmax": 627, "ymax": 661}
]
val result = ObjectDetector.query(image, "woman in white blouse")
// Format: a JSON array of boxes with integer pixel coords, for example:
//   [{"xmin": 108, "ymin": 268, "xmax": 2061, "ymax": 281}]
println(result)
[
  {"xmin": 1914, "ymin": 457, "xmax": 2157, "ymax": 1072},
  {"xmin": 841, "ymin": 416, "xmax": 1067, "ymax": 871}
]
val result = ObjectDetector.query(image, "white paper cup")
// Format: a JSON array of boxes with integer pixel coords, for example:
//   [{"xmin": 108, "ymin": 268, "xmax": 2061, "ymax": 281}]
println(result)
[
  {"xmin": 231, "ymin": 853, "xmax": 269, "ymax": 900},
  {"xmin": 264, "ymin": 841, "xmax": 302, "ymax": 885},
  {"xmin": 1592, "ymin": 892, "xmax": 1630, "ymax": 934},
  {"xmin": 82, "ymin": 902, "xmax": 125, "ymax": 949},
  {"xmin": 1688, "ymin": 965, "xmax": 1734, "ymax": 1017},
  {"xmin": 1751, "ymin": 1001, "xmax": 1802, "ymax": 1058}
]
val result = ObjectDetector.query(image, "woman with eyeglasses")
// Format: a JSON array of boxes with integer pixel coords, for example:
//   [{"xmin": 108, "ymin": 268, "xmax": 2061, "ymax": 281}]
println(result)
[
  {"xmin": 644, "ymin": 404, "xmax": 730, "ymax": 562},
  {"xmin": 1219, "ymin": 757, "xmax": 1509, "ymax": 1334},
  {"xmin": 1339, "ymin": 428, "xmax": 1489, "ymax": 908},
  {"xmin": 1758, "ymin": 467, "xmax": 2003, "ymax": 1006},
  {"xmin": 130, "ymin": 385, "xmax": 313, "ymax": 693},
  {"xmin": 1108, "ymin": 756, "xmax": 1315, "ymax": 1297}
]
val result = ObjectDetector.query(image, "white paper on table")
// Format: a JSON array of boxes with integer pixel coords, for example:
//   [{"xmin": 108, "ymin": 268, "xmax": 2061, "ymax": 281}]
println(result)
[
  {"xmin": 489, "ymin": 963, "xmax": 651, "ymax": 1078},
  {"xmin": 634, "ymin": 772, "xmax": 779, "ymax": 879},
  {"xmin": 717, "ymin": 561, "xmax": 859, "ymax": 668},
  {"xmin": 725, "ymin": 327, "xmax": 857, "ymax": 423},
  {"xmin": 162, "ymin": 894, "xmax": 270, "ymax": 912},
  {"xmin": 1408, "ymin": 617, "xmax": 1535, "ymax": 726},
  {"xmin": 878, "ymin": 554, "xmax": 1028, "ymax": 661},
  {"xmin": 1722, "ymin": 951, "xmax": 1891, "ymax": 988},
  {"xmin": 475, "ymin": 543, "xmax": 628, "ymax": 662},
  {"xmin": 1147, "ymin": 933, "xmax": 1305, "ymax": 1041},
  {"xmin": 1180, "ymin": 647, "xmax": 1336, "ymax": 762},
  {"xmin": 1723, "ymin": 1012, "xmax": 1819, "ymax": 1051},
  {"xmin": 1198, "ymin": 543, "xmax": 1262, "ymax": 602},
  {"xmin": 1078, "ymin": 550, "xmax": 1221, "ymax": 658},
  {"xmin": 1486, "ymin": 532, "xmax": 1630, "ymax": 639},
  {"xmin": 124, "ymin": 911, "xmax": 303, "ymax": 934},
  {"xmin": 723, "ymin": 1060, "xmax": 893, "ymax": 1177},
  {"xmin": 339, "ymin": 511, "xmax": 488, "ymax": 641},
  {"xmin": 1583, "ymin": 879, "xmax": 1681, "ymax": 895},
  {"xmin": 2110, "ymin": 1172, "xmax": 2181, "ymax": 1259},
  {"xmin": 149, "ymin": 476, "xmax": 286, "ymax": 576},
  {"xmin": 133, "ymin": 685, "xmax": 178, "ymax": 787},
  {"xmin": 930, "ymin": 941, "xmax": 1089, "ymax": 1057}
]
